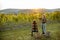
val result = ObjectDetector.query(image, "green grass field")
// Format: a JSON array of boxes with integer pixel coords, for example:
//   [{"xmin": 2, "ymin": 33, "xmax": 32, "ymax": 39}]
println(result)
[{"xmin": 0, "ymin": 23, "xmax": 60, "ymax": 40}]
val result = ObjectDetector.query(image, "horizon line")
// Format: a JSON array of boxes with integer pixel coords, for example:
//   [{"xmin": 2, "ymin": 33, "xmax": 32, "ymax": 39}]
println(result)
[{"xmin": 0, "ymin": 8, "xmax": 60, "ymax": 10}]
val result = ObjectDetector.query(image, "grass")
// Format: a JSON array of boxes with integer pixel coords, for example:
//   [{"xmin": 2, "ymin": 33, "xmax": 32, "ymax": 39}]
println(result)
[{"xmin": 0, "ymin": 23, "xmax": 60, "ymax": 40}]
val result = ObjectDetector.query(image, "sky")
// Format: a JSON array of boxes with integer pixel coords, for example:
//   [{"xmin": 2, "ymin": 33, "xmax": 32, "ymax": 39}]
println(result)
[{"xmin": 0, "ymin": 0, "xmax": 60, "ymax": 10}]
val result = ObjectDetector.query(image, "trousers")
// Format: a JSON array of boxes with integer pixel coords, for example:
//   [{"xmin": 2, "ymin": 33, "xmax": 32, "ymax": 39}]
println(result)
[{"xmin": 41, "ymin": 23, "xmax": 46, "ymax": 34}]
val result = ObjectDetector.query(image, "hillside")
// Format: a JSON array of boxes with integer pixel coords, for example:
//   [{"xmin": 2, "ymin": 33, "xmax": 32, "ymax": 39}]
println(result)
[{"xmin": 0, "ymin": 8, "xmax": 60, "ymax": 14}]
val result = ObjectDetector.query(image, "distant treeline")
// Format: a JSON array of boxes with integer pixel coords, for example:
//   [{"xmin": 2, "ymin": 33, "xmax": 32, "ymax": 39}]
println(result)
[{"xmin": 0, "ymin": 11, "xmax": 60, "ymax": 25}]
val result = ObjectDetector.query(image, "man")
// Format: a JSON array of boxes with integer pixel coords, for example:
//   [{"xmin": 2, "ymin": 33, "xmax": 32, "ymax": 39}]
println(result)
[{"xmin": 31, "ymin": 20, "xmax": 38, "ymax": 36}]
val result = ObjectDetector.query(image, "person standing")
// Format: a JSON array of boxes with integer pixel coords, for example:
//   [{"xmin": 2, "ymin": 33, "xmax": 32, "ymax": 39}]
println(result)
[
  {"xmin": 31, "ymin": 20, "xmax": 38, "ymax": 36},
  {"xmin": 39, "ymin": 14, "xmax": 47, "ymax": 34}
]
